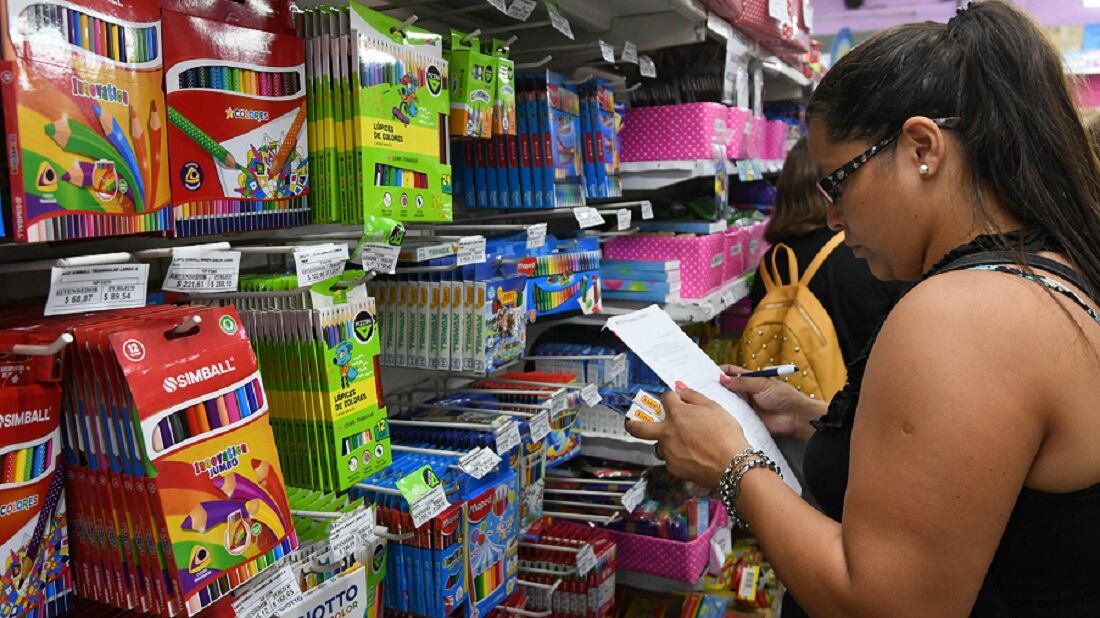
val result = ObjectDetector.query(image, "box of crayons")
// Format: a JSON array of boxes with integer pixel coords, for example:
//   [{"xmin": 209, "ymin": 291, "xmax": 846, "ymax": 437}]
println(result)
[
  {"xmin": 526, "ymin": 236, "xmax": 601, "ymax": 318},
  {"xmin": 161, "ymin": 2, "xmax": 309, "ymax": 237},
  {"xmin": 0, "ymin": 336, "xmax": 72, "ymax": 618},
  {"xmin": 0, "ymin": 0, "xmax": 172, "ymax": 242},
  {"xmin": 62, "ymin": 306, "xmax": 296, "ymax": 616}
]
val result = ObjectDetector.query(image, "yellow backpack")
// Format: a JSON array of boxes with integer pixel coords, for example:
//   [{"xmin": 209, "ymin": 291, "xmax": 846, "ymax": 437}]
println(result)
[{"xmin": 737, "ymin": 232, "xmax": 847, "ymax": 402}]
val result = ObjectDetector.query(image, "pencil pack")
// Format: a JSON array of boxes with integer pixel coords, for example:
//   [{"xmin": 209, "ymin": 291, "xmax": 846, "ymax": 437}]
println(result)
[
  {"xmin": 446, "ymin": 30, "xmax": 494, "ymax": 140},
  {"xmin": 0, "ymin": 0, "xmax": 172, "ymax": 242},
  {"xmin": 578, "ymin": 80, "xmax": 621, "ymax": 200},
  {"xmin": 474, "ymin": 373, "xmax": 583, "ymax": 469},
  {"xmin": 517, "ymin": 71, "xmax": 585, "ymax": 209},
  {"xmin": 160, "ymin": 3, "xmax": 309, "ymax": 237}
]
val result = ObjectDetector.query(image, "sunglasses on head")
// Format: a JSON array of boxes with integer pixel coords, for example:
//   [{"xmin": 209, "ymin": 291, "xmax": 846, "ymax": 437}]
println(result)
[{"xmin": 816, "ymin": 117, "xmax": 960, "ymax": 204}]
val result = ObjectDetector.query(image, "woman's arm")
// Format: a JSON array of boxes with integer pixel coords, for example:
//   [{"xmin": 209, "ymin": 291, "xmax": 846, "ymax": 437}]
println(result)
[{"xmin": 631, "ymin": 272, "xmax": 1050, "ymax": 616}]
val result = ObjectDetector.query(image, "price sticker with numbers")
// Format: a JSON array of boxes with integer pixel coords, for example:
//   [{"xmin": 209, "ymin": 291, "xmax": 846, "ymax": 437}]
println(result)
[
  {"xmin": 329, "ymin": 507, "xmax": 376, "ymax": 561},
  {"xmin": 45, "ymin": 264, "xmax": 149, "ymax": 316},
  {"xmin": 528, "ymin": 410, "xmax": 551, "ymax": 442},
  {"xmin": 506, "ymin": 0, "xmax": 538, "ymax": 20},
  {"xmin": 456, "ymin": 236, "xmax": 487, "ymax": 266},
  {"xmin": 621, "ymin": 478, "xmax": 648, "ymax": 512},
  {"xmin": 294, "ymin": 244, "xmax": 348, "ymax": 287},
  {"xmin": 487, "ymin": 0, "xmax": 507, "ymax": 11},
  {"xmin": 576, "ymin": 544, "xmax": 597, "ymax": 576},
  {"xmin": 544, "ymin": 0, "xmax": 574, "ymax": 39},
  {"xmin": 162, "ymin": 247, "xmax": 241, "ymax": 293},
  {"xmin": 621, "ymin": 41, "xmax": 638, "ymax": 64},
  {"xmin": 397, "ymin": 465, "xmax": 451, "ymax": 528},
  {"xmin": 233, "ymin": 566, "xmax": 303, "ymax": 618},
  {"xmin": 639, "ymin": 55, "xmax": 657, "ymax": 78},
  {"xmin": 494, "ymin": 420, "xmax": 522, "ymax": 456},
  {"xmin": 616, "ymin": 209, "xmax": 631, "ymax": 231},
  {"xmin": 459, "ymin": 447, "xmax": 502, "ymax": 479},
  {"xmin": 580, "ymin": 383, "xmax": 602, "ymax": 407},
  {"xmin": 641, "ymin": 202, "xmax": 654, "ymax": 219},
  {"xmin": 526, "ymin": 223, "xmax": 547, "ymax": 249},
  {"xmin": 359, "ymin": 242, "xmax": 401, "ymax": 275},
  {"xmin": 599, "ymin": 40, "xmax": 616, "ymax": 63},
  {"xmin": 573, "ymin": 207, "xmax": 605, "ymax": 229}
]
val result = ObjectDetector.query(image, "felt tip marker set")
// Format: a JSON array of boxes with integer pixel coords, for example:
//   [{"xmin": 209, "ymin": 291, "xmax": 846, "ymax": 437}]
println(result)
[{"xmin": 526, "ymin": 236, "xmax": 602, "ymax": 318}]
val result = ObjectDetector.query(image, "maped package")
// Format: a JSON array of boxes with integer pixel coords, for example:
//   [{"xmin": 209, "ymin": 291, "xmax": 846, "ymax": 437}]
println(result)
[
  {"xmin": 160, "ymin": 0, "xmax": 309, "ymax": 237},
  {"xmin": 0, "ymin": 0, "xmax": 172, "ymax": 242},
  {"xmin": 462, "ymin": 468, "xmax": 518, "ymax": 616},
  {"xmin": 519, "ymin": 71, "xmax": 584, "ymax": 209}
]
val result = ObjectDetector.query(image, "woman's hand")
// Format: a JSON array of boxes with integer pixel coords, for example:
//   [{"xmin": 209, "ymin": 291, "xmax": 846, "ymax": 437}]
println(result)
[
  {"xmin": 719, "ymin": 365, "xmax": 826, "ymax": 443},
  {"xmin": 624, "ymin": 382, "xmax": 748, "ymax": 489}
]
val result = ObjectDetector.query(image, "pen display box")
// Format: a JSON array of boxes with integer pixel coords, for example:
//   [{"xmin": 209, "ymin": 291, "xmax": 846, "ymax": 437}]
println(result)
[
  {"xmin": 726, "ymin": 106, "xmax": 752, "ymax": 160},
  {"xmin": 603, "ymin": 233, "xmax": 727, "ymax": 299},
  {"xmin": 621, "ymin": 102, "xmax": 729, "ymax": 162},
  {"xmin": 0, "ymin": 0, "xmax": 172, "ymax": 242}
]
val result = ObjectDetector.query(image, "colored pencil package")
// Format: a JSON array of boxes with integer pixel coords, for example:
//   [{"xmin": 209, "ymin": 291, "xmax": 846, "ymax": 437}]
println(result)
[
  {"xmin": 446, "ymin": 30, "xmax": 494, "ymax": 140},
  {"xmin": 463, "ymin": 471, "xmax": 518, "ymax": 616},
  {"xmin": 160, "ymin": 3, "xmax": 309, "ymax": 237},
  {"xmin": 0, "ymin": 0, "xmax": 172, "ymax": 242}
]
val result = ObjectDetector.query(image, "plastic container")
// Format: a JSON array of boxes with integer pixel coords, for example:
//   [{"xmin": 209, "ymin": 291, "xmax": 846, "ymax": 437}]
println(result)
[{"xmin": 605, "ymin": 500, "xmax": 728, "ymax": 583}]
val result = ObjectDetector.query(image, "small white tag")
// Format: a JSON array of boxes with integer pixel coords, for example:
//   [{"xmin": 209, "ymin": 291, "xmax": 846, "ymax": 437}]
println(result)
[
  {"xmin": 295, "ymin": 244, "xmax": 349, "ymax": 287},
  {"xmin": 409, "ymin": 483, "xmax": 450, "ymax": 528},
  {"xmin": 456, "ymin": 236, "xmax": 487, "ymax": 266},
  {"xmin": 573, "ymin": 206, "xmax": 605, "ymax": 229},
  {"xmin": 506, "ymin": 0, "xmax": 538, "ymax": 20},
  {"xmin": 488, "ymin": 0, "xmax": 507, "ymax": 11},
  {"xmin": 768, "ymin": 0, "xmax": 787, "ymax": 21},
  {"xmin": 494, "ymin": 419, "xmax": 522, "ymax": 455},
  {"xmin": 615, "ymin": 209, "xmax": 631, "ymax": 231},
  {"xmin": 528, "ymin": 410, "xmax": 551, "ymax": 442},
  {"xmin": 580, "ymin": 383, "xmax": 602, "ymax": 407},
  {"xmin": 360, "ymin": 242, "xmax": 401, "ymax": 275},
  {"xmin": 545, "ymin": 0, "xmax": 574, "ymax": 39},
  {"xmin": 45, "ymin": 264, "xmax": 149, "ymax": 316},
  {"xmin": 576, "ymin": 544, "xmax": 597, "ymax": 576},
  {"xmin": 621, "ymin": 478, "xmax": 647, "ymax": 512},
  {"xmin": 599, "ymin": 40, "xmax": 616, "ymax": 63},
  {"xmin": 233, "ymin": 566, "xmax": 303, "ymax": 618},
  {"xmin": 621, "ymin": 41, "xmax": 638, "ymax": 64},
  {"xmin": 550, "ymin": 392, "xmax": 568, "ymax": 414},
  {"xmin": 526, "ymin": 223, "xmax": 548, "ymax": 249},
  {"xmin": 162, "ymin": 248, "xmax": 241, "ymax": 293},
  {"xmin": 328, "ymin": 507, "xmax": 376, "ymax": 561},
  {"xmin": 609, "ymin": 354, "xmax": 628, "ymax": 384},
  {"xmin": 709, "ymin": 526, "xmax": 732, "ymax": 576},
  {"xmin": 459, "ymin": 447, "xmax": 502, "ymax": 479},
  {"xmin": 720, "ymin": 288, "xmax": 737, "ymax": 308},
  {"xmin": 640, "ymin": 202, "xmax": 654, "ymax": 220},
  {"xmin": 639, "ymin": 55, "xmax": 656, "ymax": 78}
]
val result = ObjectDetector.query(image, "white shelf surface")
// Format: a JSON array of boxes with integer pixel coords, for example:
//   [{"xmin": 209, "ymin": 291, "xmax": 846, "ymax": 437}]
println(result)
[{"xmin": 621, "ymin": 159, "xmax": 782, "ymax": 191}]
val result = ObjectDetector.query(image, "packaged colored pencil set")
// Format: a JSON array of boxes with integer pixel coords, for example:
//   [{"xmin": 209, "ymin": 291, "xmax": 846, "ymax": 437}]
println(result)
[
  {"xmin": 445, "ymin": 30, "xmax": 495, "ymax": 140},
  {"xmin": 240, "ymin": 298, "xmax": 392, "ymax": 493},
  {"xmin": 0, "ymin": 0, "xmax": 172, "ymax": 242},
  {"xmin": 578, "ymin": 81, "xmax": 621, "ymax": 201},
  {"xmin": 529, "ymin": 342, "xmax": 629, "ymax": 388},
  {"xmin": 0, "ymin": 329, "xmax": 73, "ymax": 618},
  {"xmin": 526, "ymin": 235, "xmax": 602, "ymax": 318},
  {"xmin": 59, "ymin": 306, "xmax": 296, "ymax": 616},
  {"xmin": 161, "ymin": 0, "xmax": 309, "ymax": 237},
  {"xmin": 473, "ymin": 372, "xmax": 584, "ymax": 469}
]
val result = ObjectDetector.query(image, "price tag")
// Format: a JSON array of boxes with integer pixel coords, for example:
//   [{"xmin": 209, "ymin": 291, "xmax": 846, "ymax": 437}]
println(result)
[
  {"xmin": 609, "ymin": 354, "xmax": 628, "ymax": 384},
  {"xmin": 506, "ymin": 0, "xmax": 538, "ymax": 20},
  {"xmin": 162, "ymin": 248, "xmax": 241, "ymax": 293},
  {"xmin": 573, "ymin": 206, "xmax": 605, "ymax": 229},
  {"xmin": 639, "ymin": 55, "xmax": 657, "ymax": 78},
  {"xmin": 550, "ymin": 392, "xmax": 568, "ymax": 414},
  {"xmin": 397, "ymin": 466, "xmax": 451, "ymax": 528},
  {"xmin": 45, "ymin": 264, "xmax": 149, "ymax": 316},
  {"xmin": 528, "ymin": 410, "xmax": 551, "ymax": 442},
  {"xmin": 526, "ymin": 223, "xmax": 547, "ymax": 249},
  {"xmin": 576, "ymin": 544, "xmax": 597, "ymax": 576},
  {"xmin": 720, "ymin": 287, "xmax": 737, "ymax": 308},
  {"xmin": 599, "ymin": 40, "xmax": 616, "ymax": 63},
  {"xmin": 640, "ymin": 202, "xmax": 654, "ymax": 220},
  {"xmin": 487, "ymin": 0, "xmax": 507, "ymax": 11},
  {"xmin": 580, "ymin": 383, "xmax": 602, "ymax": 407},
  {"xmin": 615, "ymin": 209, "xmax": 631, "ymax": 231},
  {"xmin": 360, "ymin": 242, "xmax": 401, "ymax": 275},
  {"xmin": 233, "ymin": 566, "xmax": 303, "ymax": 618},
  {"xmin": 294, "ymin": 244, "xmax": 348, "ymax": 287},
  {"xmin": 328, "ymin": 507, "xmax": 376, "ymax": 561},
  {"xmin": 494, "ymin": 420, "xmax": 522, "ymax": 455},
  {"xmin": 544, "ymin": 0, "xmax": 574, "ymax": 39},
  {"xmin": 621, "ymin": 41, "xmax": 638, "ymax": 64},
  {"xmin": 459, "ymin": 447, "xmax": 502, "ymax": 479},
  {"xmin": 709, "ymin": 526, "xmax": 732, "ymax": 576},
  {"xmin": 621, "ymin": 478, "xmax": 647, "ymax": 512},
  {"xmin": 456, "ymin": 236, "xmax": 487, "ymax": 266}
]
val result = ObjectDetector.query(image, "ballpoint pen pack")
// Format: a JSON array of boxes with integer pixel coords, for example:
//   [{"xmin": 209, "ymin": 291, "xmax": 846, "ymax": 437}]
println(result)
[
  {"xmin": 161, "ymin": 0, "xmax": 309, "ymax": 237},
  {"xmin": 0, "ymin": 0, "xmax": 172, "ymax": 242}
]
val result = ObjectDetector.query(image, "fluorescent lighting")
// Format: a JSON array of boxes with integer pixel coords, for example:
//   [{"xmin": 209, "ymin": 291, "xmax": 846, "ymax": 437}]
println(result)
[{"xmin": 1084, "ymin": 0, "xmax": 1100, "ymax": 8}]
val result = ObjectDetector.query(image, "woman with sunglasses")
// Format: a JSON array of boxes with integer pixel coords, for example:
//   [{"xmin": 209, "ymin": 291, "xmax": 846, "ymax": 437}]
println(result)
[{"xmin": 628, "ymin": 1, "xmax": 1100, "ymax": 615}]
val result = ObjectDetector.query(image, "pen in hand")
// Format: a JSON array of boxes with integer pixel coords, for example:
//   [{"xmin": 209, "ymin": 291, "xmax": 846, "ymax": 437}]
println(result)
[{"xmin": 736, "ymin": 364, "xmax": 799, "ymax": 379}]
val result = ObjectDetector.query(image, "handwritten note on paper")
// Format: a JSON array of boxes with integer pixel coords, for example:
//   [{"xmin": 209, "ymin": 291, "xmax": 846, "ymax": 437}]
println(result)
[{"xmin": 606, "ymin": 305, "xmax": 800, "ymax": 494}]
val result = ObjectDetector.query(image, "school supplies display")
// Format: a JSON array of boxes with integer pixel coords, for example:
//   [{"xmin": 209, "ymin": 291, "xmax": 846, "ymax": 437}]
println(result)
[
  {"xmin": 526, "ymin": 236, "xmax": 601, "ymax": 318},
  {"xmin": 1, "ymin": 0, "xmax": 171, "ymax": 242},
  {"xmin": 162, "ymin": 3, "xmax": 309, "ymax": 237},
  {"xmin": 473, "ymin": 372, "xmax": 583, "ymax": 469},
  {"xmin": 578, "ymin": 81, "xmax": 622, "ymax": 201},
  {"xmin": 519, "ymin": 519, "xmax": 617, "ymax": 617}
]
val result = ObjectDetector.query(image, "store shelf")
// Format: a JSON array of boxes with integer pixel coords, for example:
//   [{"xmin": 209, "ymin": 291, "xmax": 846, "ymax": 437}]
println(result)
[
  {"xmin": 561, "ymin": 272, "xmax": 751, "ymax": 326},
  {"xmin": 620, "ymin": 159, "xmax": 781, "ymax": 192},
  {"xmin": 579, "ymin": 430, "xmax": 662, "ymax": 467},
  {"xmin": 706, "ymin": 13, "xmax": 813, "ymax": 94}
]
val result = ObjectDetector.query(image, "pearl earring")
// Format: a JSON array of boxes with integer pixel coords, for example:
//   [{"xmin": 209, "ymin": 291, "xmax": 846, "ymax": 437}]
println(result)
[{"xmin": 919, "ymin": 163, "xmax": 930, "ymax": 176}]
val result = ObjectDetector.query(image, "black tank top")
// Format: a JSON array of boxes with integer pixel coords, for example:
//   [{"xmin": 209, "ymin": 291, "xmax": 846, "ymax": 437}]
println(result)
[{"xmin": 797, "ymin": 231, "xmax": 1100, "ymax": 616}]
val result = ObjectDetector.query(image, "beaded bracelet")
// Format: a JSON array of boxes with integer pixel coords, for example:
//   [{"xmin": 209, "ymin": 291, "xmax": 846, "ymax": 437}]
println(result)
[{"xmin": 718, "ymin": 449, "xmax": 783, "ymax": 529}]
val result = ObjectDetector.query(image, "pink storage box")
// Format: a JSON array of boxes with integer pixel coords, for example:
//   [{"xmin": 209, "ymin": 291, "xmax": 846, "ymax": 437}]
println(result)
[
  {"xmin": 723, "ymin": 227, "xmax": 749, "ymax": 282},
  {"xmin": 726, "ymin": 107, "xmax": 752, "ymax": 160},
  {"xmin": 748, "ymin": 116, "xmax": 767, "ymax": 160},
  {"xmin": 734, "ymin": 0, "xmax": 811, "ymax": 54},
  {"xmin": 745, "ymin": 220, "xmax": 770, "ymax": 267},
  {"xmin": 765, "ymin": 119, "xmax": 789, "ymax": 160},
  {"xmin": 621, "ymin": 103, "xmax": 729, "ymax": 162},
  {"xmin": 604, "ymin": 233, "xmax": 726, "ymax": 299},
  {"xmin": 702, "ymin": 0, "xmax": 743, "ymax": 22},
  {"xmin": 606, "ymin": 500, "xmax": 728, "ymax": 583}
]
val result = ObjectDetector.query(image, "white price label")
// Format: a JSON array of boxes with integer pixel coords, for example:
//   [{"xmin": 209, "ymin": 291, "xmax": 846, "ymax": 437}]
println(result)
[
  {"xmin": 768, "ymin": 0, "xmax": 787, "ymax": 21},
  {"xmin": 609, "ymin": 354, "xmax": 629, "ymax": 383},
  {"xmin": 599, "ymin": 40, "xmax": 616, "ymax": 63},
  {"xmin": 456, "ymin": 236, "xmax": 487, "ymax": 266},
  {"xmin": 494, "ymin": 420, "xmax": 522, "ymax": 456},
  {"xmin": 233, "ymin": 566, "xmax": 303, "ymax": 618},
  {"xmin": 640, "ymin": 202, "xmax": 654, "ymax": 220},
  {"xmin": 409, "ymin": 483, "xmax": 450, "ymax": 528},
  {"xmin": 550, "ymin": 392, "xmax": 568, "ymax": 414},
  {"xmin": 621, "ymin": 478, "xmax": 647, "ymax": 512},
  {"xmin": 295, "ymin": 244, "xmax": 349, "ymax": 287},
  {"xmin": 360, "ymin": 242, "xmax": 401, "ymax": 275},
  {"xmin": 545, "ymin": 0, "xmax": 574, "ymax": 39},
  {"xmin": 328, "ymin": 507, "xmax": 376, "ymax": 561},
  {"xmin": 573, "ymin": 206, "xmax": 605, "ymax": 229},
  {"xmin": 576, "ymin": 544, "xmax": 597, "ymax": 576},
  {"xmin": 639, "ymin": 55, "xmax": 656, "ymax": 78},
  {"xmin": 45, "ymin": 264, "xmax": 149, "ymax": 316},
  {"xmin": 621, "ymin": 41, "xmax": 638, "ymax": 64},
  {"xmin": 162, "ymin": 248, "xmax": 241, "ymax": 293},
  {"xmin": 528, "ymin": 410, "xmax": 551, "ymax": 442},
  {"xmin": 506, "ymin": 0, "xmax": 538, "ymax": 20},
  {"xmin": 488, "ymin": 0, "xmax": 507, "ymax": 11},
  {"xmin": 526, "ymin": 223, "xmax": 548, "ymax": 249},
  {"xmin": 459, "ymin": 447, "xmax": 502, "ymax": 479},
  {"xmin": 580, "ymin": 383, "xmax": 602, "ymax": 407},
  {"xmin": 615, "ymin": 209, "xmax": 631, "ymax": 231}
]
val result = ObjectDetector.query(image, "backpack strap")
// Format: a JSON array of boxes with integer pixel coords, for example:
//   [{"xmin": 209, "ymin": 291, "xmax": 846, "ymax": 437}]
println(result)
[
  {"xmin": 940, "ymin": 250, "xmax": 1098, "ymax": 300},
  {"xmin": 798, "ymin": 231, "xmax": 846, "ymax": 287},
  {"xmin": 761, "ymin": 243, "xmax": 801, "ymax": 290}
]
